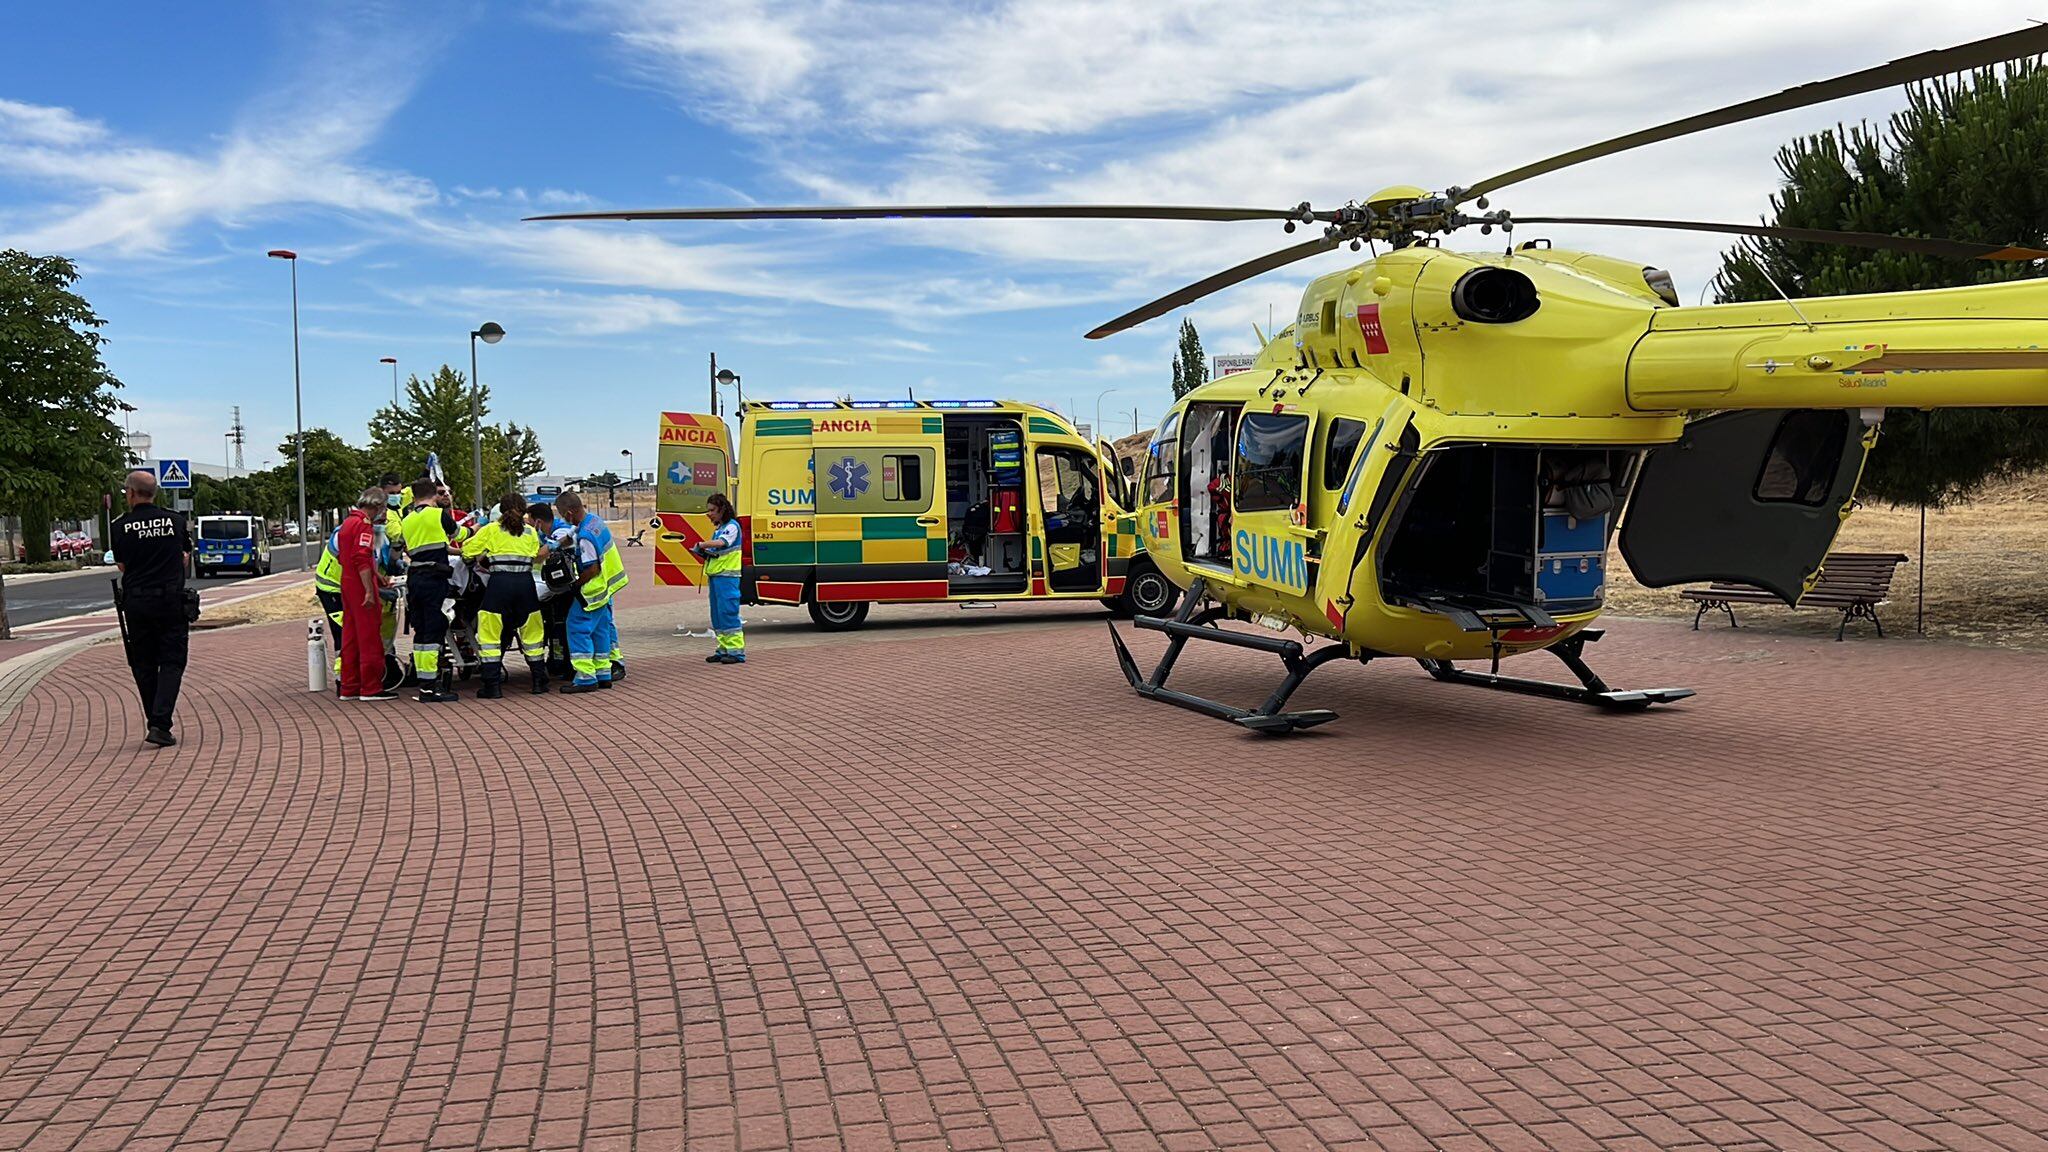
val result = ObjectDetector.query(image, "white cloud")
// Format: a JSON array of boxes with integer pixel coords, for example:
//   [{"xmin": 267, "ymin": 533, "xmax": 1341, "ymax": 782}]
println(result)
[
  {"xmin": 0, "ymin": 99, "xmax": 107, "ymax": 146},
  {"xmin": 385, "ymin": 284, "xmax": 705, "ymax": 337}
]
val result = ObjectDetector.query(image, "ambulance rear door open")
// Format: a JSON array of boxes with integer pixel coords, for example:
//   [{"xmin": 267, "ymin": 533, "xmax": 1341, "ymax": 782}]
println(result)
[
  {"xmin": 811, "ymin": 412, "xmax": 949, "ymax": 602},
  {"xmin": 652, "ymin": 411, "xmax": 731, "ymax": 588}
]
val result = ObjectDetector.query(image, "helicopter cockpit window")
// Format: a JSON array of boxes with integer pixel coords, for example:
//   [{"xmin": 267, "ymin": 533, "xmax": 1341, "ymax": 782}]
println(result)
[
  {"xmin": 1145, "ymin": 411, "xmax": 1179, "ymax": 504},
  {"xmin": 1323, "ymin": 417, "xmax": 1367, "ymax": 490},
  {"xmin": 1234, "ymin": 412, "xmax": 1310, "ymax": 513},
  {"xmin": 1754, "ymin": 410, "xmax": 1849, "ymax": 506}
]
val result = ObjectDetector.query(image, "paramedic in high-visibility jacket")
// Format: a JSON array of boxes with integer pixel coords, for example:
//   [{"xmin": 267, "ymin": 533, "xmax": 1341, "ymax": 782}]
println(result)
[
  {"xmin": 695, "ymin": 492, "xmax": 746, "ymax": 664},
  {"xmin": 554, "ymin": 491, "xmax": 627, "ymax": 692},
  {"xmin": 461, "ymin": 493, "xmax": 550, "ymax": 698},
  {"xmin": 398, "ymin": 478, "xmax": 462, "ymax": 703}
]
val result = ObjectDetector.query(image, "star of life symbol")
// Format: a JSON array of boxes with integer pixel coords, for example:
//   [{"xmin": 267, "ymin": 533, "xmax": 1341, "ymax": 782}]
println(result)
[
  {"xmin": 667, "ymin": 460, "xmax": 690, "ymax": 484},
  {"xmin": 828, "ymin": 456, "xmax": 870, "ymax": 500}
]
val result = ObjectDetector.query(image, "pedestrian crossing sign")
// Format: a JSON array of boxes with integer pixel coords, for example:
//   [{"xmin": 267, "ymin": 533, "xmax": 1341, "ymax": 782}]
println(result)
[{"xmin": 157, "ymin": 459, "xmax": 192, "ymax": 489}]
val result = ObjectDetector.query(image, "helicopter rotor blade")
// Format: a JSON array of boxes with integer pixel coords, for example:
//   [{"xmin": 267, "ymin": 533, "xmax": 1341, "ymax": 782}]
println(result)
[
  {"xmin": 1086, "ymin": 235, "xmax": 1342, "ymax": 340},
  {"xmin": 1461, "ymin": 23, "xmax": 2048, "ymax": 203},
  {"xmin": 527, "ymin": 204, "xmax": 1326, "ymax": 224},
  {"xmin": 1511, "ymin": 215, "xmax": 2048, "ymax": 262}
]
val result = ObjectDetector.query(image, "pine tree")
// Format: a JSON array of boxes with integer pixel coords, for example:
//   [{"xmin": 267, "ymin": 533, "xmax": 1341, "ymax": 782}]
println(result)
[
  {"xmin": 1170, "ymin": 318, "xmax": 1208, "ymax": 399},
  {"xmin": 1712, "ymin": 63, "xmax": 2048, "ymax": 505}
]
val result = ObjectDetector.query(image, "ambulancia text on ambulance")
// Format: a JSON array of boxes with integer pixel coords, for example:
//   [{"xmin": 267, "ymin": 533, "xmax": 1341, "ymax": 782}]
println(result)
[{"xmin": 650, "ymin": 400, "xmax": 1177, "ymax": 628}]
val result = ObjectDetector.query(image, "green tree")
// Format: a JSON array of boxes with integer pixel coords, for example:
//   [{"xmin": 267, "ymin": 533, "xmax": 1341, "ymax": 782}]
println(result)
[
  {"xmin": 1170, "ymin": 317, "xmax": 1207, "ymax": 399},
  {"xmin": 1712, "ymin": 64, "xmax": 2048, "ymax": 505},
  {"xmin": 483, "ymin": 421, "xmax": 546, "ymax": 497},
  {"xmin": 368, "ymin": 365, "xmax": 524, "ymax": 505},
  {"xmin": 0, "ymin": 251, "xmax": 127, "ymax": 563},
  {"xmin": 278, "ymin": 428, "xmax": 370, "ymax": 523}
]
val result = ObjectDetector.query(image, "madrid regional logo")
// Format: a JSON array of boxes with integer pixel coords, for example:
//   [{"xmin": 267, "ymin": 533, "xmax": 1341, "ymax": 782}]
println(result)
[{"xmin": 828, "ymin": 456, "xmax": 870, "ymax": 500}]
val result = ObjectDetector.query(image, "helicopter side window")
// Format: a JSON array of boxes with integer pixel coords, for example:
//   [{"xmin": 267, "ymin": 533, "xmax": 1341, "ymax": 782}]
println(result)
[
  {"xmin": 1234, "ymin": 412, "xmax": 1310, "ymax": 513},
  {"xmin": 1144, "ymin": 411, "xmax": 1179, "ymax": 504},
  {"xmin": 1323, "ymin": 417, "xmax": 1367, "ymax": 490},
  {"xmin": 1753, "ymin": 410, "xmax": 1849, "ymax": 506}
]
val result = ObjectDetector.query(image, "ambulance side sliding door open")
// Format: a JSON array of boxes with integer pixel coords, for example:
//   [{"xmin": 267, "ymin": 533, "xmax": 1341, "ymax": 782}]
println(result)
[{"xmin": 942, "ymin": 413, "xmax": 1030, "ymax": 593}]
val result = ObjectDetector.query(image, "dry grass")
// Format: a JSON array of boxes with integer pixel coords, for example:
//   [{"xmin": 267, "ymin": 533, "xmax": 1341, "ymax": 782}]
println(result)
[
  {"xmin": 191, "ymin": 583, "xmax": 323, "ymax": 632},
  {"xmin": 1607, "ymin": 471, "xmax": 2048, "ymax": 649}
]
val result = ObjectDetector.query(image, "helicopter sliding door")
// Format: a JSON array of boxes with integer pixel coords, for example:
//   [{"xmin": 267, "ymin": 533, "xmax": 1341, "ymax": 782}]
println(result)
[
  {"xmin": 1618, "ymin": 409, "xmax": 1876, "ymax": 603},
  {"xmin": 1179, "ymin": 402, "xmax": 1239, "ymax": 566}
]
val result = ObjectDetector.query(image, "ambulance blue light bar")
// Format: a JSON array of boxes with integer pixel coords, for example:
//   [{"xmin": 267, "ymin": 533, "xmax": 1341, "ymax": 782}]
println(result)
[
  {"xmin": 848, "ymin": 400, "xmax": 923, "ymax": 409},
  {"xmin": 925, "ymin": 400, "xmax": 1000, "ymax": 409},
  {"xmin": 763, "ymin": 400, "xmax": 841, "ymax": 410}
]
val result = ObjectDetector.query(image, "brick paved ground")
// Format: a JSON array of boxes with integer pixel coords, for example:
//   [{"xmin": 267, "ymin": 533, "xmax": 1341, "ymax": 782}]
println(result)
[{"xmin": 1, "ymin": 608, "xmax": 2045, "ymax": 1151}]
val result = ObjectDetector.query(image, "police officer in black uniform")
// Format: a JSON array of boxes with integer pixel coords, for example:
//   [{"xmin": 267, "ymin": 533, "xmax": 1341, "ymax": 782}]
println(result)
[{"xmin": 110, "ymin": 469, "xmax": 193, "ymax": 747}]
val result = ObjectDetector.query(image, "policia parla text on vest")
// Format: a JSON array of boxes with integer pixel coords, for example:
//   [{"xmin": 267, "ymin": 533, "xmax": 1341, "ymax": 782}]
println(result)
[
  {"xmin": 110, "ymin": 470, "xmax": 193, "ymax": 748},
  {"xmin": 461, "ymin": 495, "xmax": 549, "ymax": 698},
  {"xmin": 397, "ymin": 480, "xmax": 463, "ymax": 703}
]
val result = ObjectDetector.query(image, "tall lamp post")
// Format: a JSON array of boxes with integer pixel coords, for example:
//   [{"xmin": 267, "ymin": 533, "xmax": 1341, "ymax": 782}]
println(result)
[
  {"xmin": 469, "ymin": 322, "xmax": 505, "ymax": 511},
  {"xmin": 266, "ymin": 248, "xmax": 308, "ymax": 569},
  {"xmin": 380, "ymin": 356, "xmax": 399, "ymax": 405},
  {"xmin": 620, "ymin": 449, "xmax": 637, "ymax": 526},
  {"xmin": 1093, "ymin": 387, "xmax": 1119, "ymax": 442},
  {"xmin": 715, "ymin": 367, "xmax": 742, "ymax": 414}
]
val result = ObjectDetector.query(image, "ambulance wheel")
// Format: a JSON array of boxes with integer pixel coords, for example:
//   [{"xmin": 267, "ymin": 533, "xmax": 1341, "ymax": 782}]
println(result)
[
  {"xmin": 1111, "ymin": 563, "xmax": 1179, "ymax": 618},
  {"xmin": 807, "ymin": 600, "xmax": 871, "ymax": 631}
]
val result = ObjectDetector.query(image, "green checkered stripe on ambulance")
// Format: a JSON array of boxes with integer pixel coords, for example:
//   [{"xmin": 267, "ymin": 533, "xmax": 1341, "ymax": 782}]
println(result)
[
  {"xmin": 1106, "ymin": 514, "xmax": 1143, "ymax": 560},
  {"xmin": 759, "ymin": 515, "xmax": 947, "ymax": 567}
]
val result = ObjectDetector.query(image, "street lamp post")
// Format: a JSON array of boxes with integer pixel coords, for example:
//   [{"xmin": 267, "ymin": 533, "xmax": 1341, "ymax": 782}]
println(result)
[
  {"xmin": 1093, "ymin": 387, "xmax": 1119, "ymax": 442},
  {"xmin": 266, "ymin": 249, "xmax": 308, "ymax": 569},
  {"xmin": 620, "ymin": 449, "xmax": 636, "ymax": 527},
  {"xmin": 715, "ymin": 367, "xmax": 742, "ymax": 413},
  {"xmin": 380, "ymin": 356, "xmax": 399, "ymax": 406},
  {"xmin": 469, "ymin": 323, "xmax": 505, "ymax": 511}
]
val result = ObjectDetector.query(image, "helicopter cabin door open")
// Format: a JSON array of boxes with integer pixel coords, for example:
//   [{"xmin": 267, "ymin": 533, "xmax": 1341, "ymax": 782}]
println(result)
[
  {"xmin": 1380, "ymin": 444, "xmax": 1637, "ymax": 623},
  {"xmin": 1619, "ymin": 409, "xmax": 1876, "ymax": 603}
]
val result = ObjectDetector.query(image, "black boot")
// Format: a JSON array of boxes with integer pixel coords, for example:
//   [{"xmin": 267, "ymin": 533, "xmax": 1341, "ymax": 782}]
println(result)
[
  {"xmin": 529, "ymin": 664, "xmax": 549, "ymax": 694},
  {"xmin": 609, "ymin": 660, "xmax": 624, "ymax": 682},
  {"xmin": 479, "ymin": 668, "xmax": 504, "ymax": 700}
]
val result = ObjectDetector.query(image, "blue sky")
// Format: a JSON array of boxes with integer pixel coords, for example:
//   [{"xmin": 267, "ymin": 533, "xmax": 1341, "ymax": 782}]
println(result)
[{"xmin": 3, "ymin": 1, "xmax": 2037, "ymax": 479}]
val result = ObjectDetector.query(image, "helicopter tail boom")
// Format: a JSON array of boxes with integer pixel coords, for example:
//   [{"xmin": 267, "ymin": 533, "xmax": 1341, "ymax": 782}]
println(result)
[{"xmin": 1628, "ymin": 282, "xmax": 2048, "ymax": 412}]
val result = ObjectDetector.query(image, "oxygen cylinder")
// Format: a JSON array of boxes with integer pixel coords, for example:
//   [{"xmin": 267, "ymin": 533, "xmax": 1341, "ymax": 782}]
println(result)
[{"xmin": 308, "ymin": 618, "xmax": 329, "ymax": 692}]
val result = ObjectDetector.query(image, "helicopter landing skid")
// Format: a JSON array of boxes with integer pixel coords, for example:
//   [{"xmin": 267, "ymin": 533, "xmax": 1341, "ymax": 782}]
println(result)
[
  {"xmin": 1107, "ymin": 586, "xmax": 1356, "ymax": 734},
  {"xmin": 1416, "ymin": 631, "xmax": 1694, "ymax": 711}
]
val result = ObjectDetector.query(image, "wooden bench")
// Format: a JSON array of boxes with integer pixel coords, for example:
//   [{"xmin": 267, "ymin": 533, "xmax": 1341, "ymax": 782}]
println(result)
[{"xmin": 1679, "ymin": 552, "xmax": 1908, "ymax": 641}]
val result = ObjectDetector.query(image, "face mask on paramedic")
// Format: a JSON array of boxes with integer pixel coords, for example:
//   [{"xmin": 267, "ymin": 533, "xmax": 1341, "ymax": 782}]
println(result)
[{"xmin": 386, "ymin": 492, "xmax": 403, "ymax": 507}]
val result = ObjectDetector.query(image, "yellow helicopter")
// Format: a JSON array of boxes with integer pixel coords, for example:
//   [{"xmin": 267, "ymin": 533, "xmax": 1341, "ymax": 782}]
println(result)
[{"xmin": 534, "ymin": 25, "xmax": 2048, "ymax": 733}]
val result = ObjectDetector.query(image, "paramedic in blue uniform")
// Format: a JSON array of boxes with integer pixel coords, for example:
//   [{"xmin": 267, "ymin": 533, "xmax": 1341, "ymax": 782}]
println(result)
[
  {"xmin": 695, "ymin": 492, "xmax": 746, "ymax": 664},
  {"xmin": 110, "ymin": 469, "xmax": 192, "ymax": 747},
  {"xmin": 554, "ymin": 491, "xmax": 622, "ymax": 692}
]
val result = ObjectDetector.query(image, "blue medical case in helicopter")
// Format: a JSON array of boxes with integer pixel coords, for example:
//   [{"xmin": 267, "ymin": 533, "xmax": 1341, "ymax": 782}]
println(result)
[{"xmin": 1536, "ymin": 512, "xmax": 1607, "ymax": 604}]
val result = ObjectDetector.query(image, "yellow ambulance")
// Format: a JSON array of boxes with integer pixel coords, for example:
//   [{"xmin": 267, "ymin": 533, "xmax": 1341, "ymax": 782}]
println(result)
[{"xmin": 651, "ymin": 400, "xmax": 1177, "ymax": 629}]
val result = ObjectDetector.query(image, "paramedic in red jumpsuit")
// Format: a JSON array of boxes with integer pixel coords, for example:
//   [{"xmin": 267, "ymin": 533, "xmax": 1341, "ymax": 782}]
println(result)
[{"xmin": 338, "ymin": 488, "xmax": 392, "ymax": 700}]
